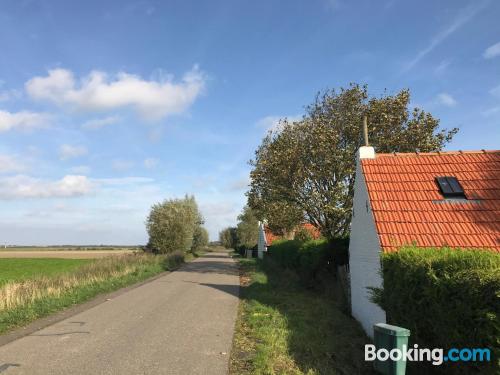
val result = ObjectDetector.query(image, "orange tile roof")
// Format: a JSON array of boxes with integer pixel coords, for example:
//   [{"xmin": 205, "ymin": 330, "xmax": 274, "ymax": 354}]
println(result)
[
  {"xmin": 361, "ymin": 150, "xmax": 500, "ymax": 252},
  {"xmin": 264, "ymin": 223, "xmax": 321, "ymax": 245}
]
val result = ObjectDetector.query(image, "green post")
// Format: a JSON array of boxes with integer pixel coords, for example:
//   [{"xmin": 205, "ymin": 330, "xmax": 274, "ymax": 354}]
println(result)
[{"xmin": 373, "ymin": 323, "xmax": 410, "ymax": 375}]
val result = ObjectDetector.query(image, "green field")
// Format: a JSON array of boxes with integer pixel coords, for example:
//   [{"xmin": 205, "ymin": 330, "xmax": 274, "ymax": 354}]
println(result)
[
  {"xmin": 0, "ymin": 246, "xmax": 139, "ymax": 251},
  {"xmin": 0, "ymin": 258, "xmax": 93, "ymax": 285}
]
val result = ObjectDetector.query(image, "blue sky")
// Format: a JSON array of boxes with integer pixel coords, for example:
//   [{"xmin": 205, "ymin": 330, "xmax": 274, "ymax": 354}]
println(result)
[{"xmin": 0, "ymin": 0, "xmax": 499, "ymax": 245}]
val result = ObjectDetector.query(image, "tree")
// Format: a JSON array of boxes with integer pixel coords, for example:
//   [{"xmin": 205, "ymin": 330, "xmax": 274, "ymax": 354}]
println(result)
[
  {"xmin": 236, "ymin": 206, "xmax": 259, "ymax": 249},
  {"xmin": 146, "ymin": 195, "xmax": 204, "ymax": 254},
  {"xmin": 191, "ymin": 226, "xmax": 209, "ymax": 253},
  {"xmin": 248, "ymin": 84, "xmax": 457, "ymax": 238},
  {"xmin": 247, "ymin": 197, "xmax": 303, "ymax": 238},
  {"xmin": 219, "ymin": 227, "xmax": 238, "ymax": 249}
]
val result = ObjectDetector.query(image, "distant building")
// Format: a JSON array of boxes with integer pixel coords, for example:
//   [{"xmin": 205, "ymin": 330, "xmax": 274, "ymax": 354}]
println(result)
[{"xmin": 258, "ymin": 222, "xmax": 321, "ymax": 257}]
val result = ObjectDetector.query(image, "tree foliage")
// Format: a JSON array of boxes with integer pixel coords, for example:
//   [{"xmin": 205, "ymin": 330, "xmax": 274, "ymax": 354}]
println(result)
[
  {"xmin": 146, "ymin": 195, "xmax": 205, "ymax": 254},
  {"xmin": 219, "ymin": 206, "xmax": 259, "ymax": 250},
  {"xmin": 191, "ymin": 226, "xmax": 209, "ymax": 253},
  {"xmin": 248, "ymin": 84, "xmax": 457, "ymax": 238},
  {"xmin": 219, "ymin": 227, "xmax": 238, "ymax": 249},
  {"xmin": 236, "ymin": 206, "xmax": 259, "ymax": 249}
]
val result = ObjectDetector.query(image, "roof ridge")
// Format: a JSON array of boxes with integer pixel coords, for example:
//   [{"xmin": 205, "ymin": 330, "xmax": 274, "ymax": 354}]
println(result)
[{"xmin": 375, "ymin": 150, "xmax": 500, "ymax": 158}]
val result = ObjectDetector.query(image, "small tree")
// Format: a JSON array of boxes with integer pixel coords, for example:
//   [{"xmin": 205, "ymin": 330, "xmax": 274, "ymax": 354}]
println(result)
[
  {"xmin": 236, "ymin": 206, "xmax": 259, "ymax": 249},
  {"xmin": 146, "ymin": 195, "xmax": 204, "ymax": 254},
  {"xmin": 219, "ymin": 227, "xmax": 238, "ymax": 249},
  {"xmin": 191, "ymin": 226, "xmax": 209, "ymax": 253}
]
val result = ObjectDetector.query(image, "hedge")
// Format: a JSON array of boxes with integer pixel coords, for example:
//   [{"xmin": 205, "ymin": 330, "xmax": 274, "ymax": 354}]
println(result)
[
  {"xmin": 267, "ymin": 237, "xmax": 349, "ymax": 287},
  {"xmin": 371, "ymin": 246, "xmax": 500, "ymax": 374}
]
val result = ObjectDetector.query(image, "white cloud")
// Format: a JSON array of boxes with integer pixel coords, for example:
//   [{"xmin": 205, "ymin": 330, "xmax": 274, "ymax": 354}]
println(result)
[
  {"xmin": 256, "ymin": 114, "xmax": 302, "ymax": 132},
  {"xmin": 59, "ymin": 144, "xmax": 88, "ymax": 160},
  {"xmin": 436, "ymin": 93, "xmax": 457, "ymax": 107},
  {"xmin": 0, "ymin": 174, "xmax": 92, "ymax": 199},
  {"xmin": 0, "ymin": 154, "xmax": 25, "ymax": 173},
  {"xmin": 144, "ymin": 158, "xmax": 159, "ymax": 169},
  {"xmin": 0, "ymin": 110, "xmax": 49, "ymax": 132},
  {"xmin": 483, "ymin": 41, "xmax": 500, "ymax": 59},
  {"xmin": 112, "ymin": 159, "xmax": 135, "ymax": 171},
  {"xmin": 81, "ymin": 115, "xmax": 120, "ymax": 130},
  {"xmin": 69, "ymin": 165, "xmax": 91, "ymax": 174},
  {"xmin": 26, "ymin": 67, "xmax": 206, "ymax": 121},
  {"xmin": 403, "ymin": 1, "xmax": 487, "ymax": 72}
]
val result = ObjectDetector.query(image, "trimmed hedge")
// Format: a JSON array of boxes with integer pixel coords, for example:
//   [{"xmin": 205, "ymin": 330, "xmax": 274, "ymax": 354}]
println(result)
[
  {"xmin": 267, "ymin": 237, "xmax": 349, "ymax": 287},
  {"xmin": 372, "ymin": 246, "xmax": 500, "ymax": 374}
]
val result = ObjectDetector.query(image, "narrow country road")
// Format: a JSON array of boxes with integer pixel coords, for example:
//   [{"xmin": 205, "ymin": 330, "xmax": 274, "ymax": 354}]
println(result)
[{"xmin": 0, "ymin": 252, "xmax": 239, "ymax": 375}]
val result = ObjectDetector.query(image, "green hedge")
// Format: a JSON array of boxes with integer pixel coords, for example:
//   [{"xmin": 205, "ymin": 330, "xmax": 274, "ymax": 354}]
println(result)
[
  {"xmin": 372, "ymin": 246, "xmax": 500, "ymax": 374},
  {"xmin": 267, "ymin": 237, "xmax": 349, "ymax": 287}
]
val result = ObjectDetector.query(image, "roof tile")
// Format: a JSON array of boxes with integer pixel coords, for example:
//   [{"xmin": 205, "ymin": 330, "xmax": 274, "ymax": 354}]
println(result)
[{"xmin": 361, "ymin": 150, "xmax": 500, "ymax": 252}]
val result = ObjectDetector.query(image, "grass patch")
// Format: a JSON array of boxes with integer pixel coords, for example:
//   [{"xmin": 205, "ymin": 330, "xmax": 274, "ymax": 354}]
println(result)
[
  {"xmin": 0, "ymin": 252, "xmax": 186, "ymax": 334},
  {"xmin": 230, "ymin": 256, "xmax": 375, "ymax": 375},
  {"xmin": 0, "ymin": 258, "xmax": 93, "ymax": 285}
]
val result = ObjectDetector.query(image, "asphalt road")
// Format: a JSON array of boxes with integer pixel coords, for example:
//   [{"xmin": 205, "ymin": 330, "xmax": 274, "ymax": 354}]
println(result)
[{"xmin": 0, "ymin": 252, "xmax": 239, "ymax": 375}]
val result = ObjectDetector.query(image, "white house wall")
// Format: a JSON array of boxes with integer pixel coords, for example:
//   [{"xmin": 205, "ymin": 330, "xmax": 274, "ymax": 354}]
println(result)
[{"xmin": 349, "ymin": 156, "xmax": 386, "ymax": 338}]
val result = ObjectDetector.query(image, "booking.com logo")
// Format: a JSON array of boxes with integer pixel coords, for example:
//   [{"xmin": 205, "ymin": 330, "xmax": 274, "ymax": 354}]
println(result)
[{"xmin": 365, "ymin": 344, "xmax": 491, "ymax": 366}]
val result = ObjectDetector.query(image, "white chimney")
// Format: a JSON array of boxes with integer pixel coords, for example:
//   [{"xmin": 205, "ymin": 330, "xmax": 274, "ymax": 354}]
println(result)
[{"xmin": 358, "ymin": 146, "xmax": 375, "ymax": 159}]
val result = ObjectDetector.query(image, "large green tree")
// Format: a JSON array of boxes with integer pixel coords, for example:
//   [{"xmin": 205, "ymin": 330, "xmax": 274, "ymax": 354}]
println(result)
[
  {"xmin": 146, "ymin": 195, "xmax": 205, "ymax": 254},
  {"xmin": 248, "ymin": 84, "xmax": 457, "ymax": 238}
]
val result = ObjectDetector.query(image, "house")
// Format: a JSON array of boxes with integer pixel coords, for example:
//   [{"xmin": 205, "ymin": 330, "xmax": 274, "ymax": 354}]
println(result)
[
  {"xmin": 349, "ymin": 146, "xmax": 500, "ymax": 337},
  {"xmin": 257, "ymin": 222, "xmax": 321, "ymax": 258}
]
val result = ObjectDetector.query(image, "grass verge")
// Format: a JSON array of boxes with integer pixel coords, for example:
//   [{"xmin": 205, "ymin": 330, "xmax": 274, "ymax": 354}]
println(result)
[
  {"xmin": 230, "ymin": 256, "xmax": 375, "ymax": 375},
  {"xmin": 0, "ymin": 251, "xmax": 186, "ymax": 334}
]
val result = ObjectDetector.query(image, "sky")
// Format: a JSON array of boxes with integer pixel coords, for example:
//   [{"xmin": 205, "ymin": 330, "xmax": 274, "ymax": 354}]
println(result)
[{"xmin": 0, "ymin": 0, "xmax": 499, "ymax": 245}]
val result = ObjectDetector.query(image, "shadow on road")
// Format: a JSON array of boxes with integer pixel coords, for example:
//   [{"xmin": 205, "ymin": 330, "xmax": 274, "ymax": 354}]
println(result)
[{"xmin": 198, "ymin": 283, "xmax": 239, "ymax": 298}]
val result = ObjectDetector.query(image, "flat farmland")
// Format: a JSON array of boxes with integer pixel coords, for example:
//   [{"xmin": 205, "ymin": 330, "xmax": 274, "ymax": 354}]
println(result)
[
  {"xmin": 0, "ymin": 258, "xmax": 93, "ymax": 285},
  {"xmin": 0, "ymin": 247, "xmax": 139, "ymax": 259}
]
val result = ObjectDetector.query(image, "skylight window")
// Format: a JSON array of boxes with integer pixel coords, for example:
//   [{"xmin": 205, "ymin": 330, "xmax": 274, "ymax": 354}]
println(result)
[{"xmin": 435, "ymin": 176, "xmax": 466, "ymax": 199}]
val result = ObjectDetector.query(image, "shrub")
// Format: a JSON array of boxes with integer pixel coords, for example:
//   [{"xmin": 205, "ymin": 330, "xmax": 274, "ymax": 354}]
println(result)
[
  {"xmin": 294, "ymin": 227, "xmax": 313, "ymax": 242},
  {"xmin": 371, "ymin": 246, "xmax": 500, "ymax": 374},
  {"xmin": 163, "ymin": 251, "xmax": 185, "ymax": 269},
  {"xmin": 297, "ymin": 239, "xmax": 331, "ymax": 287},
  {"xmin": 267, "ymin": 239, "xmax": 302, "ymax": 269},
  {"xmin": 267, "ymin": 238, "xmax": 348, "ymax": 287},
  {"xmin": 329, "ymin": 237, "xmax": 349, "ymax": 266},
  {"xmin": 146, "ymin": 195, "xmax": 205, "ymax": 254}
]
